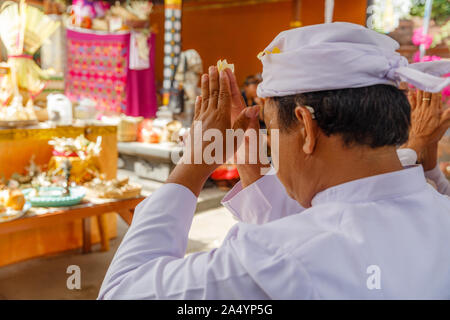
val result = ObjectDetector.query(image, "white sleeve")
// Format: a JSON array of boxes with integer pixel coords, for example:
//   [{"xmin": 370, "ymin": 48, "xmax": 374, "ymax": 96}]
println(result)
[
  {"xmin": 424, "ymin": 164, "xmax": 450, "ymax": 197},
  {"xmin": 396, "ymin": 148, "xmax": 418, "ymax": 166},
  {"xmin": 220, "ymin": 149, "xmax": 423, "ymax": 225},
  {"xmin": 98, "ymin": 183, "xmax": 268, "ymax": 300},
  {"xmin": 221, "ymin": 167, "xmax": 305, "ymax": 224},
  {"xmin": 396, "ymin": 148, "xmax": 450, "ymax": 196}
]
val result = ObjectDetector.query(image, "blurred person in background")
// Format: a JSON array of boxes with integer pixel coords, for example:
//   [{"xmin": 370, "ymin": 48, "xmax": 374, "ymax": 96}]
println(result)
[{"xmin": 242, "ymin": 74, "xmax": 262, "ymax": 107}]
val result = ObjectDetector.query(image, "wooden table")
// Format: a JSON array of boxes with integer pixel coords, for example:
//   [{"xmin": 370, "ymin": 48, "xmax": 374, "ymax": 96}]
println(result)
[
  {"xmin": 0, "ymin": 124, "xmax": 120, "ymax": 266},
  {"xmin": 0, "ymin": 196, "xmax": 144, "ymax": 256}
]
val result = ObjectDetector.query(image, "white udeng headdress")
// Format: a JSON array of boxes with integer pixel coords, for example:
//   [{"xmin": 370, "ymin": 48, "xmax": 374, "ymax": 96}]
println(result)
[{"xmin": 257, "ymin": 22, "xmax": 450, "ymax": 98}]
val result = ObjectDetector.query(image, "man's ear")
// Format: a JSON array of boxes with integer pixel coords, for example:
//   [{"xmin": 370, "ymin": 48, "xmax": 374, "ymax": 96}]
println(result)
[{"xmin": 294, "ymin": 106, "xmax": 317, "ymax": 154}]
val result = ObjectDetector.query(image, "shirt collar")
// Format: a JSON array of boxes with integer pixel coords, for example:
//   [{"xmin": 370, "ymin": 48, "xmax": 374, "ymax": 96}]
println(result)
[{"xmin": 311, "ymin": 165, "xmax": 427, "ymax": 206}]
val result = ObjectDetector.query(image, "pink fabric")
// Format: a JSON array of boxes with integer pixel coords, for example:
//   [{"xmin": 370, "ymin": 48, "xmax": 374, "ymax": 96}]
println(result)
[
  {"xmin": 66, "ymin": 29, "xmax": 130, "ymax": 113},
  {"xmin": 66, "ymin": 29, "xmax": 157, "ymax": 117},
  {"xmin": 125, "ymin": 33, "xmax": 157, "ymax": 118}
]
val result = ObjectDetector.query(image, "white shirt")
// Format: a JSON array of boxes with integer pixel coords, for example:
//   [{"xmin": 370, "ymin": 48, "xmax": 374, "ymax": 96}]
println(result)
[{"xmin": 98, "ymin": 164, "xmax": 450, "ymax": 299}]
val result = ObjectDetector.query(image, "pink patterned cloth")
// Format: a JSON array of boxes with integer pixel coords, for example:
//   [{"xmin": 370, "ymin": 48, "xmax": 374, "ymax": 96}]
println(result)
[
  {"xmin": 66, "ymin": 29, "xmax": 129, "ymax": 113},
  {"xmin": 65, "ymin": 29, "xmax": 157, "ymax": 117}
]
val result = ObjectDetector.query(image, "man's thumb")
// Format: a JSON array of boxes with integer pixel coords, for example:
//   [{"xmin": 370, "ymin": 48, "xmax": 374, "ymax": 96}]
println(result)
[
  {"xmin": 232, "ymin": 106, "xmax": 260, "ymax": 131},
  {"xmin": 441, "ymin": 108, "xmax": 450, "ymax": 127}
]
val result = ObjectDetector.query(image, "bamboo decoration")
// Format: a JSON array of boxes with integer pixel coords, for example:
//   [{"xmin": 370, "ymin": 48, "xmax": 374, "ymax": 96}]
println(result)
[{"xmin": 0, "ymin": 0, "xmax": 60, "ymax": 97}]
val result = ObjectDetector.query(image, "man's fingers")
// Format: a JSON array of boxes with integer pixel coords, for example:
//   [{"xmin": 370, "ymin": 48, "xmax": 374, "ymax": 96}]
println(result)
[
  {"xmin": 417, "ymin": 89, "xmax": 423, "ymax": 106},
  {"xmin": 194, "ymin": 96, "xmax": 202, "ymax": 120},
  {"xmin": 232, "ymin": 106, "xmax": 260, "ymax": 131},
  {"xmin": 225, "ymin": 68, "xmax": 240, "ymax": 96},
  {"xmin": 226, "ymin": 68, "xmax": 246, "ymax": 108},
  {"xmin": 208, "ymin": 66, "xmax": 219, "ymax": 109},
  {"xmin": 233, "ymin": 106, "xmax": 260, "ymax": 163},
  {"xmin": 435, "ymin": 108, "xmax": 450, "ymax": 142},
  {"xmin": 422, "ymin": 91, "xmax": 432, "ymax": 107},
  {"xmin": 247, "ymin": 111, "xmax": 261, "ymax": 131},
  {"xmin": 440, "ymin": 108, "xmax": 450, "ymax": 127},
  {"xmin": 431, "ymin": 92, "xmax": 442, "ymax": 113},
  {"xmin": 408, "ymin": 90, "xmax": 417, "ymax": 111},
  {"xmin": 201, "ymin": 74, "xmax": 209, "ymax": 112},
  {"xmin": 218, "ymin": 70, "xmax": 232, "ymax": 115},
  {"xmin": 233, "ymin": 108, "xmax": 251, "ymax": 132}
]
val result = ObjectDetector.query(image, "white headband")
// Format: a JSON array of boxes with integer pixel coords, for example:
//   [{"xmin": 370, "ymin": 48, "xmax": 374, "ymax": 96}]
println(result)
[{"xmin": 257, "ymin": 22, "xmax": 450, "ymax": 98}]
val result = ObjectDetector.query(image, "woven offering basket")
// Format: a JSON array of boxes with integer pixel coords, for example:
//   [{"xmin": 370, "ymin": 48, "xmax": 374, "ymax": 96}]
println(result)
[{"xmin": 117, "ymin": 116, "xmax": 143, "ymax": 142}]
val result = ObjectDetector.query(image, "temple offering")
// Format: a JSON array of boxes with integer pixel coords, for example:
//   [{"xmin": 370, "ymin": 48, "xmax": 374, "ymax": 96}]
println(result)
[
  {"xmin": 0, "ymin": 0, "xmax": 60, "ymax": 96},
  {"xmin": 216, "ymin": 59, "xmax": 234, "ymax": 73},
  {"xmin": 85, "ymin": 177, "xmax": 141, "ymax": 200},
  {"xmin": 0, "ymin": 182, "xmax": 30, "ymax": 222},
  {"xmin": 47, "ymin": 135, "xmax": 102, "ymax": 184}
]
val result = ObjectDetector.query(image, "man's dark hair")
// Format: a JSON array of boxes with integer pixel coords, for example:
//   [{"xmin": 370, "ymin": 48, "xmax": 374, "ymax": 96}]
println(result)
[{"xmin": 272, "ymin": 84, "xmax": 411, "ymax": 148}]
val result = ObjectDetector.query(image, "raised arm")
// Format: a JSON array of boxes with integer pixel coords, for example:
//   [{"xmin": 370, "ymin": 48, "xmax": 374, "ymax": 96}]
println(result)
[
  {"xmin": 403, "ymin": 90, "xmax": 450, "ymax": 196},
  {"xmin": 98, "ymin": 183, "xmax": 269, "ymax": 299}
]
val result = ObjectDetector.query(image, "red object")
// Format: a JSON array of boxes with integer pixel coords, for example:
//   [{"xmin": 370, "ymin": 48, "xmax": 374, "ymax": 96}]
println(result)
[
  {"xmin": 148, "ymin": 132, "xmax": 160, "ymax": 144},
  {"xmin": 52, "ymin": 150, "xmax": 79, "ymax": 157},
  {"xmin": 7, "ymin": 54, "xmax": 33, "ymax": 59},
  {"xmin": 211, "ymin": 165, "xmax": 240, "ymax": 181},
  {"xmin": 137, "ymin": 119, "xmax": 153, "ymax": 142},
  {"xmin": 81, "ymin": 17, "xmax": 92, "ymax": 29}
]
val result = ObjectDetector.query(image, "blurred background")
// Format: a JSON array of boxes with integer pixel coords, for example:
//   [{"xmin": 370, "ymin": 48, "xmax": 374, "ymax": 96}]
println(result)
[{"xmin": 0, "ymin": 0, "xmax": 448, "ymax": 300}]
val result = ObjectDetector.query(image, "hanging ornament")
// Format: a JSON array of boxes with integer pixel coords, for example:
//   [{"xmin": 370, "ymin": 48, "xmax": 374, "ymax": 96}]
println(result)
[{"xmin": 162, "ymin": 0, "xmax": 183, "ymax": 107}]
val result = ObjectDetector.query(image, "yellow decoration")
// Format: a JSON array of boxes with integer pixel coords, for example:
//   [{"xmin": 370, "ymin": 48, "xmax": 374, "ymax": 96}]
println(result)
[
  {"xmin": 290, "ymin": 20, "xmax": 302, "ymax": 28},
  {"xmin": 162, "ymin": 93, "xmax": 170, "ymax": 106},
  {"xmin": 165, "ymin": 0, "xmax": 182, "ymax": 5},
  {"xmin": 217, "ymin": 59, "xmax": 234, "ymax": 73},
  {"xmin": 47, "ymin": 134, "xmax": 103, "ymax": 184},
  {"xmin": 0, "ymin": 63, "xmax": 13, "ymax": 105},
  {"xmin": 271, "ymin": 47, "xmax": 281, "ymax": 54},
  {"xmin": 257, "ymin": 46, "xmax": 282, "ymax": 60},
  {"xmin": 0, "ymin": 0, "xmax": 60, "ymax": 95},
  {"xmin": 0, "ymin": 125, "xmax": 116, "ymax": 142},
  {"xmin": 48, "ymin": 155, "xmax": 101, "ymax": 184}
]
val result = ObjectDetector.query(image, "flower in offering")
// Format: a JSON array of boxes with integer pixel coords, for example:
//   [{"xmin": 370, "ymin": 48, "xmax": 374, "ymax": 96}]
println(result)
[{"xmin": 217, "ymin": 59, "xmax": 234, "ymax": 73}]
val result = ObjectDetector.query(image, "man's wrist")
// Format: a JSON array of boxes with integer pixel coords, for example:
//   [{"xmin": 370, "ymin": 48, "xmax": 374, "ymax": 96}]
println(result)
[
  {"xmin": 405, "ymin": 138, "xmax": 427, "ymax": 156},
  {"xmin": 236, "ymin": 164, "xmax": 270, "ymax": 188},
  {"xmin": 421, "ymin": 143, "xmax": 438, "ymax": 172},
  {"xmin": 166, "ymin": 162, "xmax": 216, "ymax": 197}
]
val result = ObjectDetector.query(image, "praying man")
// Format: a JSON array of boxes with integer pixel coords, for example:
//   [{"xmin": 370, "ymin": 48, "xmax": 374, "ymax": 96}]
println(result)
[{"xmin": 98, "ymin": 22, "xmax": 450, "ymax": 299}]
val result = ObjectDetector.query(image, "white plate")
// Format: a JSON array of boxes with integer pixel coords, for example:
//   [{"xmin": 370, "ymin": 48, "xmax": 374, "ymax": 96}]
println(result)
[{"xmin": 0, "ymin": 202, "xmax": 31, "ymax": 223}]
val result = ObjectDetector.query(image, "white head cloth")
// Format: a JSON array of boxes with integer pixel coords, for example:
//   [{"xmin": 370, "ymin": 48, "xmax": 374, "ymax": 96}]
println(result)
[{"xmin": 257, "ymin": 22, "xmax": 450, "ymax": 98}]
